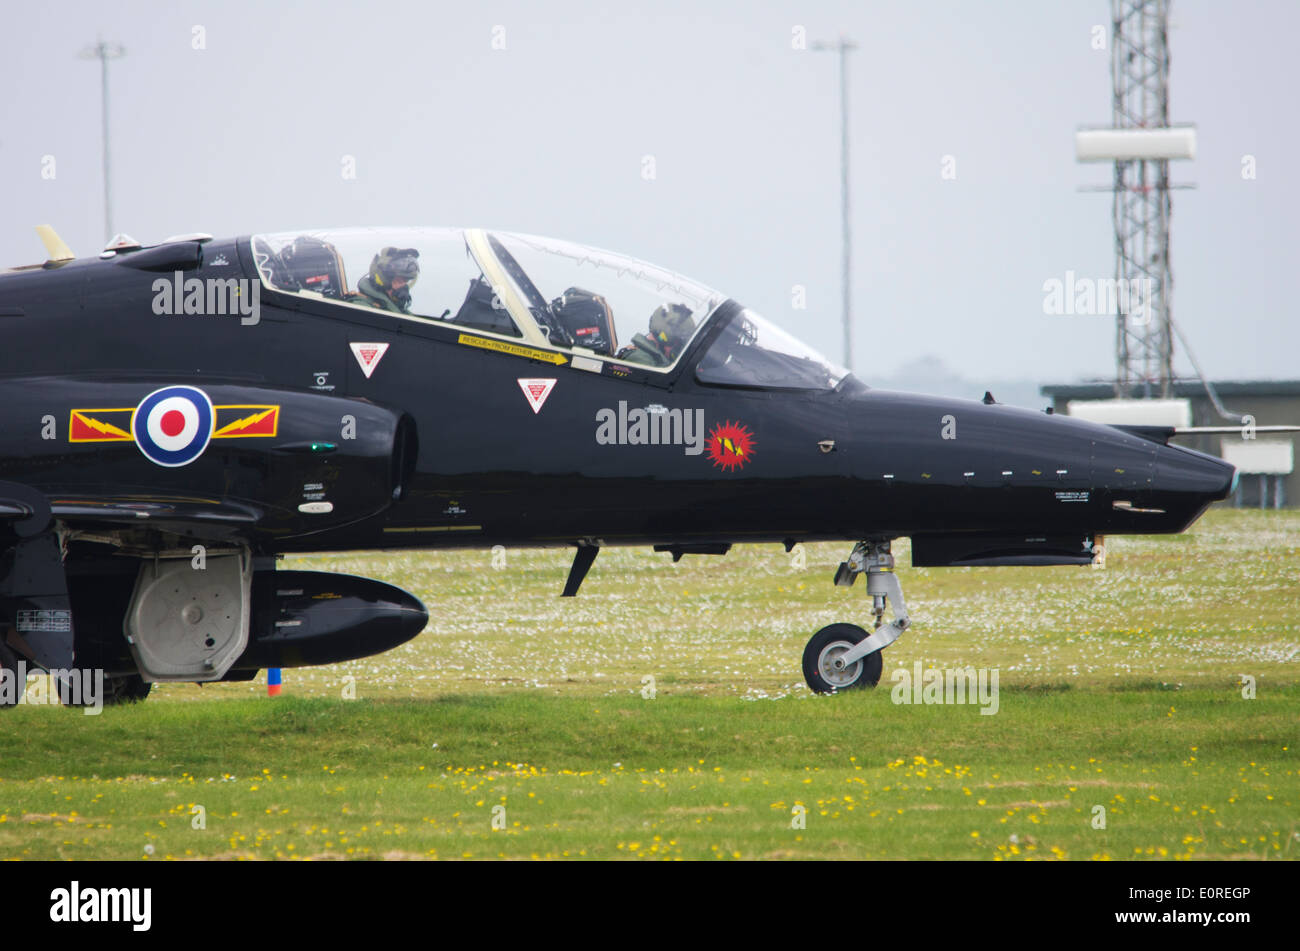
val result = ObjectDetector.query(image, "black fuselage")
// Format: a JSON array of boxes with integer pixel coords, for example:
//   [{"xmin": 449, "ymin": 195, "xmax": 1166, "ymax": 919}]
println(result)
[
  {"xmin": 0, "ymin": 236, "xmax": 1233, "ymax": 554},
  {"xmin": 0, "ymin": 235, "xmax": 1234, "ymax": 683}
]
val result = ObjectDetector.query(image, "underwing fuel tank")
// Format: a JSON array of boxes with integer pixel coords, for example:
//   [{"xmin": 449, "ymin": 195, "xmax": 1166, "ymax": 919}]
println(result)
[{"xmin": 230, "ymin": 570, "xmax": 428, "ymax": 671}]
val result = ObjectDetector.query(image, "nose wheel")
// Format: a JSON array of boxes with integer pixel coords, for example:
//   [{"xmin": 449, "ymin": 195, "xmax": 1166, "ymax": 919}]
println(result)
[
  {"xmin": 801, "ymin": 539, "xmax": 910, "ymax": 694},
  {"xmin": 802, "ymin": 623, "xmax": 883, "ymax": 692}
]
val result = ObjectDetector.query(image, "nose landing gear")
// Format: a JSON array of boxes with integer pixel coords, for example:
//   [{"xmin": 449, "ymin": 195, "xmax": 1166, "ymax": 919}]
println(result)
[{"xmin": 801, "ymin": 539, "xmax": 911, "ymax": 694}]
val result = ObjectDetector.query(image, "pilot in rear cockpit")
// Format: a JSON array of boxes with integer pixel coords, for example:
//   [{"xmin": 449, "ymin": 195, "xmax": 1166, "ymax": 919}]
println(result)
[
  {"xmin": 351, "ymin": 247, "xmax": 420, "ymax": 314},
  {"xmin": 616, "ymin": 303, "xmax": 694, "ymax": 367}
]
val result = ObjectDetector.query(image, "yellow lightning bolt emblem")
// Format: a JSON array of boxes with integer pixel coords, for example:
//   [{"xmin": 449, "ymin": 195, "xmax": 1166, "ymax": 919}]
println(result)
[
  {"xmin": 68, "ymin": 409, "xmax": 134, "ymax": 442},
  {"xmin": 73, "ymin": 412, "xmax": 130, "ymax": 439},
  {"xmin": 213, "ymin": 407, "xmax": 277, "ymax": 437}
]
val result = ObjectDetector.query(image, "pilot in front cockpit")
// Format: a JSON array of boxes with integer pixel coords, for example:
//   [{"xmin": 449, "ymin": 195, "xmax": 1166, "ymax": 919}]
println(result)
[
  {"xmin": 351, "ymin": 247, "xmax": 420, "ymax": 315},
  {"xmin": 616, "ymin": 303, "xmax": 694, "ymax": 367}
]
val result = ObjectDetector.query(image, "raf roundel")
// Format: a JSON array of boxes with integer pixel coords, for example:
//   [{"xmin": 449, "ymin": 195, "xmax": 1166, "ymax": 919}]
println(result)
[{"xmin": 131, "ymin": 385, "xmax": 215, "ymax": 467}]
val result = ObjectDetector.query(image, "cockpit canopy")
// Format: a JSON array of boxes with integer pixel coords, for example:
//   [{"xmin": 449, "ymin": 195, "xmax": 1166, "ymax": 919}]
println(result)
[{"xmin": 250, "ymin": 227, "xmax": 847, "ymax": 389}]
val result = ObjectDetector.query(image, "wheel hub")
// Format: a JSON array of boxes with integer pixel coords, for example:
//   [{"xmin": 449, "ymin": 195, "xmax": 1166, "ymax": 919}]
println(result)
[{"xmin": 818, "ymin": 641, "xmax": 863, "ymax": 688}]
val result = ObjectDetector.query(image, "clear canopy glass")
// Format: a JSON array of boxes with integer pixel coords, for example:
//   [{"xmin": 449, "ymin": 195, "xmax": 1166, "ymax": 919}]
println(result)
[
  {"xmin": 249, "ymin": 228, "xmax": 846, "ymax": 388},
  {"xmin": 695, "ymin": 308, "xmax": 849, "ymax": 391},
  {"xmin": 251, "ymin": 227, "xmax": 526, "ymax": 338},
  {"xmin": 487, "ymin": 231, "xmax": 722, "ymax": 362}
]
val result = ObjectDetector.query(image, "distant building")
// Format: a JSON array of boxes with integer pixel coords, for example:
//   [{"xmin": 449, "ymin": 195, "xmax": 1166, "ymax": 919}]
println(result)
[{"xmin": 1040, "ymin": 380, "xmax": 1300, "ymax": 508}]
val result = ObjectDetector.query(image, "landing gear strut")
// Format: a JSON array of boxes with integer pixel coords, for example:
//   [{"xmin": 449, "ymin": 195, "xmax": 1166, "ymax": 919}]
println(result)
[{"xmin": 802, "ymin": 539, "xmax": 911, "ymax": 694}]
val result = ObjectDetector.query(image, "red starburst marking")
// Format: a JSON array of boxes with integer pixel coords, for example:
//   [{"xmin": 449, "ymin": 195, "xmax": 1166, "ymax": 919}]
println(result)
[{"xmin": 706, "ymin": 420, "xmax": 756, "ymax": 472}]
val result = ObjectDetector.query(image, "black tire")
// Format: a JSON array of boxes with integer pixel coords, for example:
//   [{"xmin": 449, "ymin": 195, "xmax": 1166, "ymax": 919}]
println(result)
[
  {"xmin": 60, "ymin": 672, "xmax": 152, "ymax": 708},
  {"xmin": 0, "ymin": 641, "xmax": 24, "ymax": 708},
  {"xmin": 802, "ymin": 623, "xmax": 883, "ymax": 694},
  {"xmin": 102, "ymin": 673, "xmax": 153, "ymax": 705}
]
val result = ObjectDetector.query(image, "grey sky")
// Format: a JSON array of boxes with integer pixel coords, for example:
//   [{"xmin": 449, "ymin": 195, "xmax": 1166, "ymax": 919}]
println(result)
[{"xmin": 3, "ymin": 0, "xmax": 1295, "ymax": 386}]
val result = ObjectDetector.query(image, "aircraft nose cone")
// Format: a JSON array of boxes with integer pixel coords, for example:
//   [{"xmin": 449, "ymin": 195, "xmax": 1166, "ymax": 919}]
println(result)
[
  {"xmin": 1148, "ymin": 442, "xmax": 1237, "ymax": 531},
  {"xmin": 1156, "ymin": 443, "xmax": 1237, "ymax": 500},
  {"xmin": 396, "ymin": 599, "xmax": 431, "ymax": 646}
]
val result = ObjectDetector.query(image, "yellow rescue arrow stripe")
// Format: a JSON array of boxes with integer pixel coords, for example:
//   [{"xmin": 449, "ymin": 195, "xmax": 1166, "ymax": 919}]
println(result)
[{"xmin": 457, "ymin": 334, "xmax": 567, "ymax": 365}]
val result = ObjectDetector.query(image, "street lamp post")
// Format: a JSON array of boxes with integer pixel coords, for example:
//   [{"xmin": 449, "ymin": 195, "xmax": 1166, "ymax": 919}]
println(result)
[
  {"xmin": 79, "ymin": 40, "xmax": 126, "ymax": 243},
  {"xmin": 812, "ymin": 35, "xmax": 857, "ymax": 372}
]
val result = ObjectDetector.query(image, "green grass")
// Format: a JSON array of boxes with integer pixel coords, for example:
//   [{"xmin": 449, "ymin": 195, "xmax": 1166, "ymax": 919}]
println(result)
[{"xmin": 1, "ymin": 508, "xmax": 1296, "ymax": 860}]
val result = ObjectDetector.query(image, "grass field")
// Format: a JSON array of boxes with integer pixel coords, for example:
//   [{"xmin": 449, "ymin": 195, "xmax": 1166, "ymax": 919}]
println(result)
[{"xmin": 1, "ymin": 508, "xmax": 1296, "ymax": 860}]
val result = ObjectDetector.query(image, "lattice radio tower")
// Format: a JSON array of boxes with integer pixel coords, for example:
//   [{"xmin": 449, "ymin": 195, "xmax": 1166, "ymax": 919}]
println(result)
[{"xmin": 1077, "ymin": 0, "xmax": 1195, "ymax": 398}]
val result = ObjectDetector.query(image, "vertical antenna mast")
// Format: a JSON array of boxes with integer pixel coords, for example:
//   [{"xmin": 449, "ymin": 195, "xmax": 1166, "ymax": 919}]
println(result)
[
  {"xmin": 80, "ymin": 39, "xmax": 126, "ymax": 243},
  {"xmin": 1110, "ymin": 0, "xmax": 1173, "ymax": 397},
  {"xmin": 1077, "ymin": 2, "xmax": 1194, "ymax": 399}
]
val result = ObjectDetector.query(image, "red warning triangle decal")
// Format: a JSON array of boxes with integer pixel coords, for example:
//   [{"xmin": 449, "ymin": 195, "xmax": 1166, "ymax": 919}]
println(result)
[
  {"xmin": 517, "ymin": 378, "xmax": 556, "ymax": 414},
  {"xmin": 350, "ymin": 342, "xmax": 390, "ymax": 379}
]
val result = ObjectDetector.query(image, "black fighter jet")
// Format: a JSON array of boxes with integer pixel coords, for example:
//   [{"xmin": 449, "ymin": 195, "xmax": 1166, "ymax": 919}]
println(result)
[{"xmin": 0, "ymin": 225, "xmax": 1249, "ymax": 704}]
